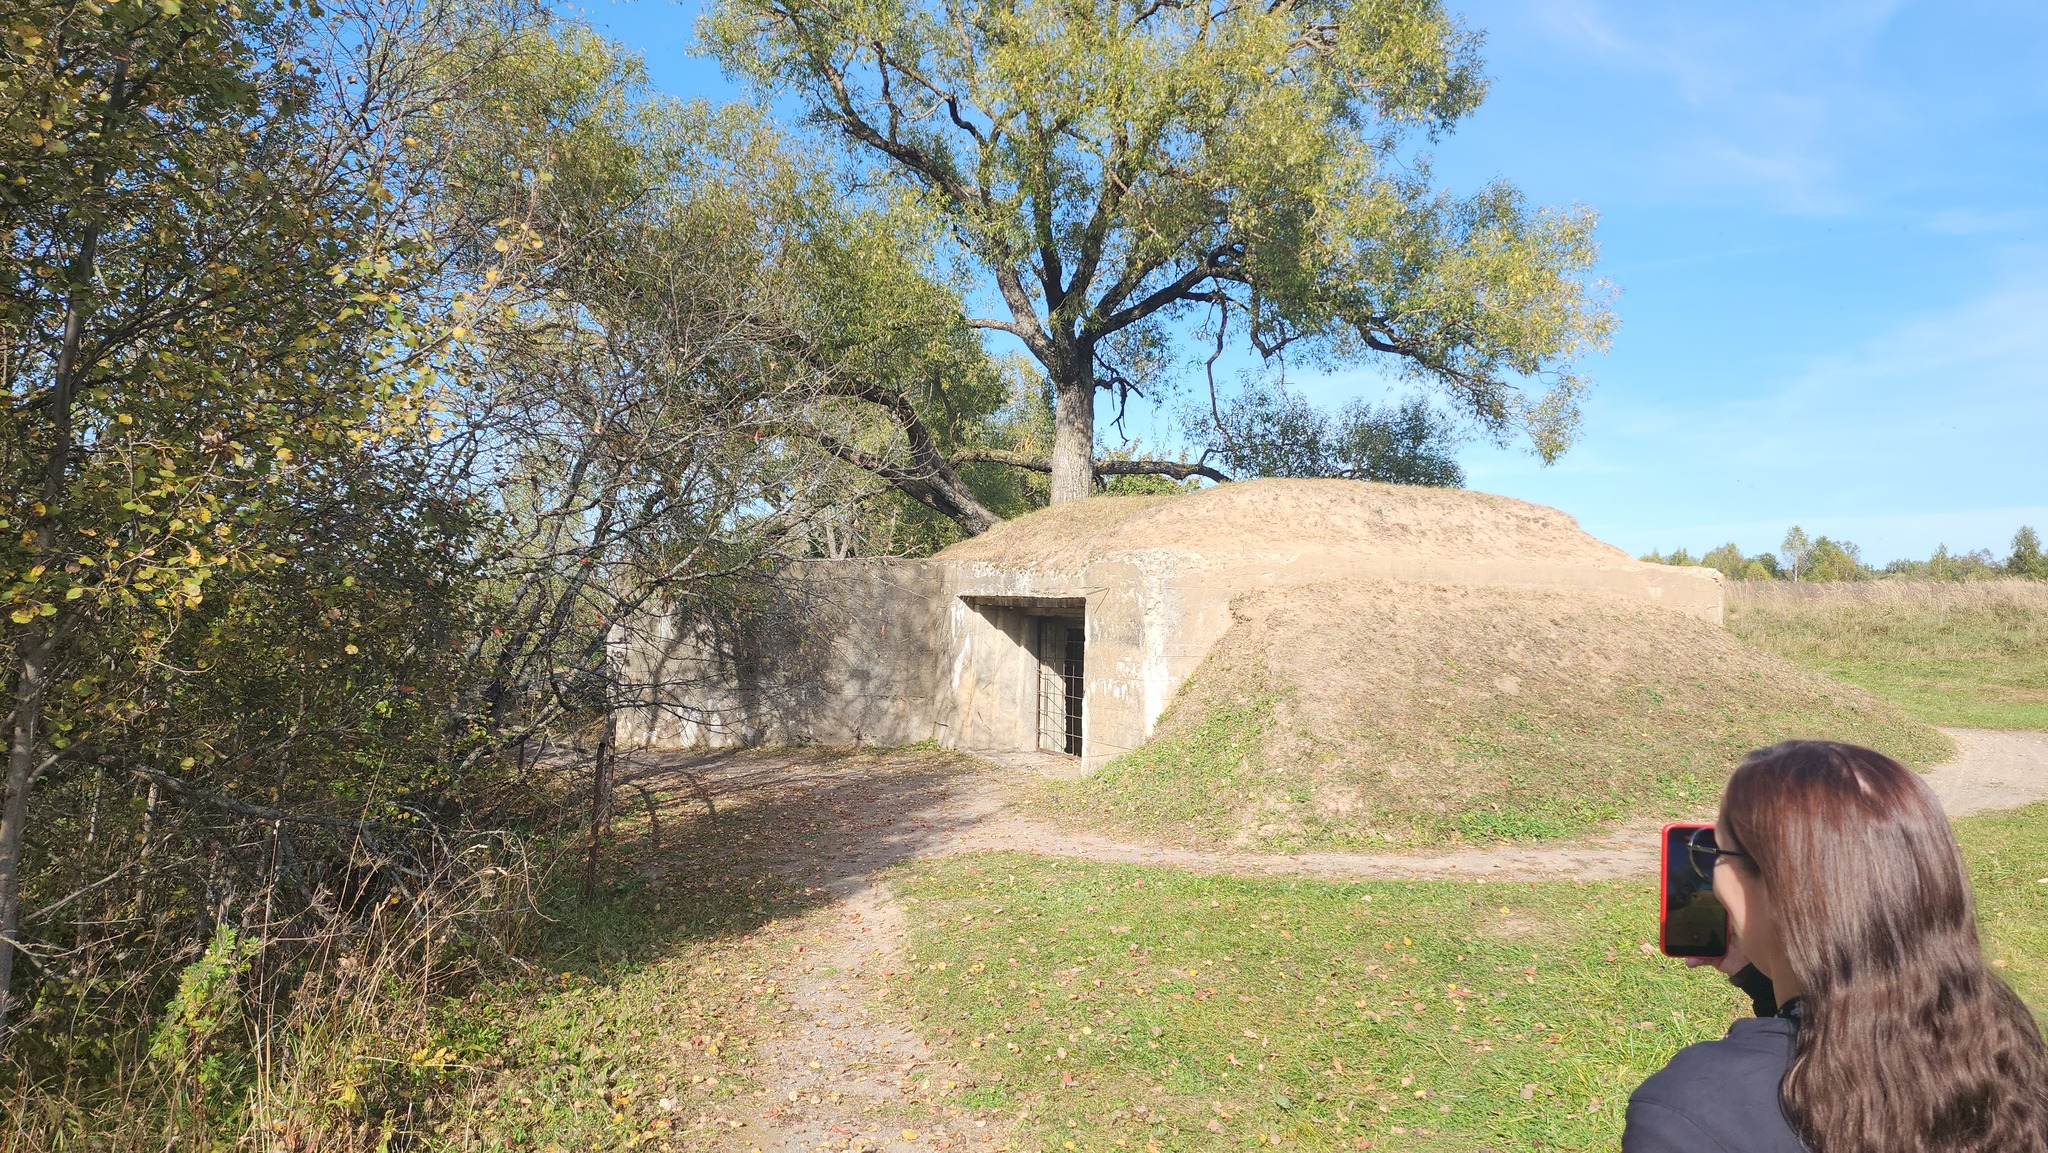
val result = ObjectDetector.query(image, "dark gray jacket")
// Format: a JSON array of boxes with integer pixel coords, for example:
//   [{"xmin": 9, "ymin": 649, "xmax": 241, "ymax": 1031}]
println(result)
[{"xmin": 1621, "ymin": 1015, "xmax": 1809, "ymax": 1152}]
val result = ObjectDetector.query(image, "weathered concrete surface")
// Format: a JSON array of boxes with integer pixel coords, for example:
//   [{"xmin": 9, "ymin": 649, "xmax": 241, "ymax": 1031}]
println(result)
[{"xmin": 616, "ymin": 479, "xmax": 1724, "ymax": 768}]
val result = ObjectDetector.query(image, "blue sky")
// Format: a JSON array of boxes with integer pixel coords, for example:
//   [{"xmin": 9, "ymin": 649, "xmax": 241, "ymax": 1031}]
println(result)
[{"xmin": 571, "ymin": 0, "xmax": 2047, "ymax": 564}]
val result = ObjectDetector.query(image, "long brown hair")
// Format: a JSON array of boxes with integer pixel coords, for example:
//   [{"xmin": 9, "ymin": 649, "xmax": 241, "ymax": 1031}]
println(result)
[{"xmin": 1720, "ymin": 740, "xmax": 2048, "ymax": 1153}]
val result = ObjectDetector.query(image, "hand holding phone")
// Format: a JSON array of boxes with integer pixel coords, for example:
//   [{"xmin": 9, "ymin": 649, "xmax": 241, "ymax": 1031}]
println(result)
[{"xmin": 1660, "ymin": 822, "xmax": 1729, "ymax": 958}]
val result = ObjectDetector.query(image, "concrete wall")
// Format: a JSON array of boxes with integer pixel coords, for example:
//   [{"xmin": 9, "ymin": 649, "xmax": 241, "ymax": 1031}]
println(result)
[
  {"xmin": 616, "ymin": 544, "xmax": 1723, "ymax": 771},
  {"xmin": 614, "ymin": 560, "xmax": 952, "ymax": 749}
]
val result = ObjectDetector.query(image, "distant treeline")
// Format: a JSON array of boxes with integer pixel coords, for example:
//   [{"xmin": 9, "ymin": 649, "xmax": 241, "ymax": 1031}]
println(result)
[{"xmin": 1643, "ymin": 526, "xmax": 2047, "ymax": 583}]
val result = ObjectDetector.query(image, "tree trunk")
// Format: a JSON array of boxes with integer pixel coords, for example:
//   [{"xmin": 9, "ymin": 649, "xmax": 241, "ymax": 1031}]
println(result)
[
  {"xmin": 0, "ymin": 60, "xmax": 127, "ymax": 1042},
  {"xmin": 581, "ymin": 712, "xmax": 613, "ymax": 900},
  {"xmin": 1049, "ymin": 376, "xmax": 1096, "ymax": 504},
  {"xmin": 0, "ymin": 639, "xmax": 52, "ymax": 1038}
]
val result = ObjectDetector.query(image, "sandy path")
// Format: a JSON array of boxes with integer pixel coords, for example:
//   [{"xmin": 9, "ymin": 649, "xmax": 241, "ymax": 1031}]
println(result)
[
  {"xmin": 627, "ymin": 727, "xmax": 2048, "ymax": 1151},
  {"xmin": 1924, "ymin": 728, "xmax": 2048, "ymax": 816}
]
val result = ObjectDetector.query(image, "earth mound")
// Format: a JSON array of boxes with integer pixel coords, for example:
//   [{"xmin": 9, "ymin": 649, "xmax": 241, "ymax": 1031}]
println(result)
[
  {"xmin": 936, "ymin": 478, "xmax": 1635, "ymax": 570},
  {"xmin": 1033, "ymin": 579, "xmax": 1950, "ymax": 850}
]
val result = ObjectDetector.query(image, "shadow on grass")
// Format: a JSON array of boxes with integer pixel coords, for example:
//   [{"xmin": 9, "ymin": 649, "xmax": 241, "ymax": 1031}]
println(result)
[{"xmin": 527, "ymin": 745, "xmax": 986, "ymax": 974}]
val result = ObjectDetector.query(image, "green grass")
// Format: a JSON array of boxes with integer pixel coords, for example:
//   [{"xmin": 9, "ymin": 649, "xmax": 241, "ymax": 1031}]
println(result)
[
  {"xmin": 1727, "ymin": 580, "xmax": 2048, "ymax": 730},
  {"xmin": 892, "ymin": 803, "xmax": 2048, "ymax": 1152},
  {"xmin": 1954, "ymin": 801, "xmax": 2048, "ymax": 1006}
]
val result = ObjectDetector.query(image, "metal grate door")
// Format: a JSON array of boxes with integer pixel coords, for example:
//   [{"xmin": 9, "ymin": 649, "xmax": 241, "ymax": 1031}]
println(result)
[{"xmin": 1036, "ymin": 617, "xmax": 1084, "ymax": 756}]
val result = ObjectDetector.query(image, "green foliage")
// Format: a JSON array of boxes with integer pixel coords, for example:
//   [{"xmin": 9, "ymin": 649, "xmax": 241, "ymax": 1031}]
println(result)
[
  {"xmin": 1646, "ymin": 527, "xmax": 2048, "ymax": 585},
  {"xmin": 1638, "ymin": 544, "xmax": 1777, "ymax": 578},
  {"xmin": 1780, "ymin": 525, "xmax": 1812, "ymax": 579},
  {"xmin": 1199, "ymin": 390, "xmax": 1465, "ymax": 487},
  {"xmin": 1805, "ymin": 536, "xmax": 1868, "ymax": 582},
  {"xmin": 1884, "ymin": 544, "xmax": 2003, "ymax": 581},
  {"xmin": 1698, "ymin": 543, "xmax": 1743, "ymax": 581},
  {"xmin": 2007, "ymin": 526, "xmax": 2046, "ymax": 580},
  {"xmin": 703, "ymin": 0, "xmax": 1615, "ymax": 482},
  {"xmin": 147, "ymin": 926, "xmax": 259, "ymax": 1114},
  {"xmin": 1, "ymin": 0, "xmax": 558, "ymax": 1141}
]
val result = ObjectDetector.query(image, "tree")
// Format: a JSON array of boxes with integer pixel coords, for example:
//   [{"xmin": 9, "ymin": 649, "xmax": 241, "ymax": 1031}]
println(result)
[
  {"xmin": 703, "ymin": 0, "xmax": 1613, "ymax": 504},
  {"xmin": 1, "ymin": 0, "xmax": 417, "ymax": 1035},
  {"xmin": 1780, "ymin": 526, "xmax": 1813, "ymax": 581},
  {"xmin": 1699, "ymin": 543, "xmax": 1746, "ymax": 582},
  {"xmin": 1201, "ymin": 391, "xmax": 1464, "ymax": 487},
  {"xmin": 1805, "ymin": 537, "xmax": 1866, "ymax": 583},
  {"xmin": 424, "ymin": 24, "xmax": 845, "ymax": 754},
  {"xmin": 0, "ymin": 0, "xmax": 544, "ymax": 1052},
  {"xmin": 2008, "ymin": 526, "xmax": 2045, "ymax": 580}
]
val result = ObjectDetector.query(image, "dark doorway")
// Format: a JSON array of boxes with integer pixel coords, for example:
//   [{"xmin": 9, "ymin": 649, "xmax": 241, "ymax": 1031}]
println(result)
[{"xmin": 1034, "ymin": 616, "xmax": 1084, "ymax": 757}]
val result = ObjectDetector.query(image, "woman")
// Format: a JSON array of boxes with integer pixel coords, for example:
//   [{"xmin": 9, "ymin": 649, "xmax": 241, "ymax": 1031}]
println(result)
[{"xmin": 1623, "ymin": 740, "xmax": 2048, "ymax": 1153}]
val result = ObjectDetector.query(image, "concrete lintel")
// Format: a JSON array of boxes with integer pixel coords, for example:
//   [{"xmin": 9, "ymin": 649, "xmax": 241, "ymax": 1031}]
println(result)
[{"xmin": 960, "ymin": 594, "xmax": 1087, "ymax": 615}]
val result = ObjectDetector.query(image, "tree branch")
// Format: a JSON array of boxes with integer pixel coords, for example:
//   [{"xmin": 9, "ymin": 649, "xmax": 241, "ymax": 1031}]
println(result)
[
  {"xmin": 954, "ymin": 449, "xmax": 1231, "ymax": 484},
  {"xmin": 1086, "ymin": 242, "xmax": 1242, "ymax": 339}
]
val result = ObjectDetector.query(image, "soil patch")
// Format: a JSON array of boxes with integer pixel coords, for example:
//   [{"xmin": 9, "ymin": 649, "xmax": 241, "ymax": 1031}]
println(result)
[{"xmin": 935, "ymin": 478, "xmax": 1633, "ymax": 570}]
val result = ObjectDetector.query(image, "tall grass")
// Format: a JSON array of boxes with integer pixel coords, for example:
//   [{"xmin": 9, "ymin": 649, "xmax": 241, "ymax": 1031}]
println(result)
[
  {"xmin": 2, "ymin": 826, "xmax": 552, "ymax": 1151},
  {"xmin": 1727, "ymin": 580, "xmax": 2048, "ymax": 730}
]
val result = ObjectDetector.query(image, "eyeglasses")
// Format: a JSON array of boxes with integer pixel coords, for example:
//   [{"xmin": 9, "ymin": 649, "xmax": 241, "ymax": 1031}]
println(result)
[{"xmin": 1687, "ymin": 826, "xmax": 1752, "ymax": 877}]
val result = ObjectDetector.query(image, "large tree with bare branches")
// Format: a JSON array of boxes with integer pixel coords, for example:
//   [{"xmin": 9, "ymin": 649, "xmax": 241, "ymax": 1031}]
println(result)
[{"xmin": 704, "ymin": 0, "xmax": 1616, "ymax": 504}]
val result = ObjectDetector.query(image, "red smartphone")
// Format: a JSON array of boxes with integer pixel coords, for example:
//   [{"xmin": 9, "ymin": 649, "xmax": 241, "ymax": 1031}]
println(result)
[{"xmin": 1660, "ymin": 822, "xmax": 1729, "ymax": 958}]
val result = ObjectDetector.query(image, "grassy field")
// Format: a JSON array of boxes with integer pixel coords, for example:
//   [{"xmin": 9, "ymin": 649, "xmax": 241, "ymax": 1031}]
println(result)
[
  {"xmin": 891, "ymin": 802, "xmax": 2048, "ymax": 1152},
  {"xmin": 1727, "ymin": 580, "xmax": 2048, "ymax": 730},
  {"xmin": 419, "ymin": 775, "xmax": 2046, "ymax": 1152}
]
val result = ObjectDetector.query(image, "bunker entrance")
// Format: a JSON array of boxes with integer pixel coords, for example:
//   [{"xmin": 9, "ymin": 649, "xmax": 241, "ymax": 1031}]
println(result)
[
  {"xmin": 1032, "ymin": 615, "xmax": 1085, "ymax": 757},
  {"xmin": 960, "ymin": 594, "xmax": 1086, "ymax": 759}
]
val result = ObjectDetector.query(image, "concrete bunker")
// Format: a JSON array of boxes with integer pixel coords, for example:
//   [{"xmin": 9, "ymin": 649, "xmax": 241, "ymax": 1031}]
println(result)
[{"xmin": 615, "ymin": 478, "xmax": 1724, "ymax": 770}]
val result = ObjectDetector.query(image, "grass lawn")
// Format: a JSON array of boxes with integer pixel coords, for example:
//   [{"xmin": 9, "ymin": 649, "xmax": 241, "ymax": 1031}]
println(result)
[
  {"xmin": 1727, "ymin": 580, "xmax": 2048, "ymax": 730},
  {"xmin": 891, "ymin": 802, "xmax": 2048, "ymax": 1152}
]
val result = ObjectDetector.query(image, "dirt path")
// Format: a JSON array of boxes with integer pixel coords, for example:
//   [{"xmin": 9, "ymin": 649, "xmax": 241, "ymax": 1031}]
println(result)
[
  {"xmin": 956, "ymin": 727, "xmax": 2048, "ymax": 882},
  {"xmin": 739, "ymin": 882, "xmax": 1010, "ymax": 1153},
  {"xmin": 626, "ymin": 727, "xmax": 2048, "ymax": 1151},
  {"xmin": 1924, "ymin": 727, "xmax": 2048, "ymax": 816}
]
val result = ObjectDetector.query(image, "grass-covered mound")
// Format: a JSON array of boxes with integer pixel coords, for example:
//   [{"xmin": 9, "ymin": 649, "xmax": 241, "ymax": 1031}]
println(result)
[
  {"xmin": 1727, "ymin": 579, "xmax": 2048, "ymax": 730},
  {"xmin": 1033, "ymin": 580, "xmax": 1950, "ymax": 850}
]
